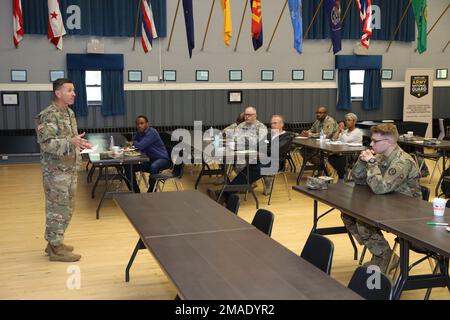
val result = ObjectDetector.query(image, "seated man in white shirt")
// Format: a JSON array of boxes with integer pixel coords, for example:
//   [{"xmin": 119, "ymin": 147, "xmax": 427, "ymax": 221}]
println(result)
[{"xmin": 328, "ymin": 113, "xmax": 363, "ymax": 179}]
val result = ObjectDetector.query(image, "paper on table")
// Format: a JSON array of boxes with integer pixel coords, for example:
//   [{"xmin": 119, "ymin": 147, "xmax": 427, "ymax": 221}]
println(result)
[{"xmin": 80, "ymin": 145, "xmax": 98, "ymax": 154}]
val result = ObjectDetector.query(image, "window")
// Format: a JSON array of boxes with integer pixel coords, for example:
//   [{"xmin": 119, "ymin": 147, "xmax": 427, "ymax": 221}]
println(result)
[
  {"xmin": 85, "ymin": 71, "xmax": 102, "ymax": 106},
  {"xmin": 350, "ymin": 70, "xmax": 365, "ymax": 101}
]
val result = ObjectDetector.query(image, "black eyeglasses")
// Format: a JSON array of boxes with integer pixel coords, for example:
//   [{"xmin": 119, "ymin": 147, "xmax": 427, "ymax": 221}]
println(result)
[{"xmin": 371, "ymin": 138, "xmax": 389, "ymax": 144}]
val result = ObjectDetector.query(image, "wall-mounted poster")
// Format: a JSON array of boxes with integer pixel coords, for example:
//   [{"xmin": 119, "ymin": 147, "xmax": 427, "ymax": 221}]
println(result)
[{"xmin": 403, "ymin": 69, "xmax": 434, "ymax": 138}]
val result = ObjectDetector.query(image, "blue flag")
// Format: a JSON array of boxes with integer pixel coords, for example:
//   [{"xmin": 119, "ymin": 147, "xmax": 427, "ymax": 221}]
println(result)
[
  {"xmin": 182, "ymin": 0, "xmax": 195, "ymax": 58},
  {"xmin": 325, "ymin": 0, "xmax": 342, "ymax": 54},
  {"xmin": 288, "ymin": 0, "xmax": 302, "ymax": 54}
]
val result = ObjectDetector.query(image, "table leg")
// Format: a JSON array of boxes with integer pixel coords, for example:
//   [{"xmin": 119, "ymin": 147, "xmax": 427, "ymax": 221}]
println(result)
[
  {"xmin": 393, "ymin": 238, "xmax": 409, "ymax": 300},
  {"xmin": 195, "ymin": 163, "xmax": 205, "ymax": 189},
  {"xmin": 91, "ymin": 167, "xmax": 103, "ymax": 199},
  {"xmin": 435, "ymin": 151, "xmax": 447, "ymax": 196},
  {"xmin": 96, "ymin": 166, "xmax": 109, "ymax": 220},
  {"xmin": 125, "ymin": 238, "xmax": 145, "ymax": 282}
]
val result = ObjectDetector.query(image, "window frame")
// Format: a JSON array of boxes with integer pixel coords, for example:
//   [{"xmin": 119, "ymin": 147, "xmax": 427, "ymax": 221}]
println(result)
[
  {"xmin": 349, "ymin": 69, "xmax": 365, "ymax": 102},
  {"xmin": 85, "ymin": 70, "xmax": 102, "ymax": 106}
]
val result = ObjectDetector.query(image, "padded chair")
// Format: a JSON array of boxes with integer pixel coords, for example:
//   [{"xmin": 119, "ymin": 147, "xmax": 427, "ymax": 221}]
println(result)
[
  {"xmin": 300, "ymin": 233, "xmax": 334, "ymax": 275},
  {"xmin": 251, "ymin": 209, "xmax": 274, "ymax": 237},
  {"xmin": 225, "ymin": 193, "xmax": 240, "ymax": 215},
  {"xmin": 348, "ymin": 266, "xmax": 393, "ymax": 300}
]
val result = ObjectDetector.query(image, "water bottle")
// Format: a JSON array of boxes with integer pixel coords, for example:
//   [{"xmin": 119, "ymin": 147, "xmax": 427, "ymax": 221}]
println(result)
[
  {"xmin": 319, "ymin": 129, "xmax": 324, "ymax": 143},
  {"xmin": 213, "ymin": 134, "xmax": 220, "ymax": 149},
  {"xmin": 109, "ymin": 135, "xmax": 114, "ymax": 150}
]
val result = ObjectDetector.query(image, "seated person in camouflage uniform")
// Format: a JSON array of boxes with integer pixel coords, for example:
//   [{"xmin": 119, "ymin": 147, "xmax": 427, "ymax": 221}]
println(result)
[
  {"xmin": 207, "ymin": 115, "xmax": 292, "ymax": 203},
  {"xmin": 346, "ymin": 123, "xmax": 422, "ymax": 273},
  {"xmin": 299, "ymin": 106, "xmax": 339, "ymax": 166}
]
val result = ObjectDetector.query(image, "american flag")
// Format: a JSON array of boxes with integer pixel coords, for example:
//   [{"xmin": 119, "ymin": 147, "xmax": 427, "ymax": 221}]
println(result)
[
  {"xmin": 355, "ymin": 0, "xmax": 372, "ymax": 48},
  {"xmin": 141, "ymin": 0, "xmax": 158, "ymax": 53}
]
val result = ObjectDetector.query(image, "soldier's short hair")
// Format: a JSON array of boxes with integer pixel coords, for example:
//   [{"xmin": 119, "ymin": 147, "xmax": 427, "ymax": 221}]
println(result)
[
  {"xmin": 371, "ymin": 123, "xmax": 399, "ymax": 141},
  {"xmin": 53, "ymin": 78, "xmax": 73, "ymax": 93},
  {"xmin": 136, "ymin": 115, "xmax": 149, "ymax": 123},
  {"xmin": 272, "ymin": 114, "xmax": 285, "ymax": 125}
]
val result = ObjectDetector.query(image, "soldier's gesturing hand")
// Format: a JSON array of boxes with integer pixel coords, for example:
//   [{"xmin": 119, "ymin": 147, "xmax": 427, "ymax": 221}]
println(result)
[{"xmin": 71, "ymin": 132, "xmax": 93, "ymax": 150}]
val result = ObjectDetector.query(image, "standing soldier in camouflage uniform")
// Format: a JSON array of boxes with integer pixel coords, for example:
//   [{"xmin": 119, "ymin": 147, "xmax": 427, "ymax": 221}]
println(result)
[
  {"xmin": 347, "ymin": 123, "xmax": 422, "ymax": 273},
  {"xmin": 35, "ymin": 79, "xmax": 92, "ymax": 262}
]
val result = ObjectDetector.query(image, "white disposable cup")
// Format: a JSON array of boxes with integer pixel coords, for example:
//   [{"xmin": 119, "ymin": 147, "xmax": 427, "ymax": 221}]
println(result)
[
  {"xmin": 111, "ymin": 146, "xmax": 120, "ymax": 155},
  {"xmin": 407, "ymin": 131, "xmax": 413, "ymax": 136},
  {"xmin": 432, "ymin": 198, "xmax": 447, "ymax": 217}
]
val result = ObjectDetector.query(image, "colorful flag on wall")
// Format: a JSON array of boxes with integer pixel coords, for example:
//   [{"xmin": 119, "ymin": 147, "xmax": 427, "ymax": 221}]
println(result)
[
  {"xmin": 141, "ymin": 0, "xmax": 158, "ymax": 53},
  {"xmin": 220, "ymin": 0, "xmax": 232, "ymax": 47},
  {"xmin": 355, "ymin": 0, "xmax": 372, "ymax": 49},
  {"xmin": 13, "ymin": 0, "xmax": 24, "ymax": 48},
  {"xmin": 412, "ymin": 0, "xmax": 427, "ymax": 54},
  {"xmin": 287, "ymin": 0, "xmax": 302, "ymax": 54},
  {"xmin": 325, "ymin": 0, "xmax": 342, "ymax": 54},
  {"xmin": 182, "ymin": 0, "xmax": 195, "ymax": 58},
  {"xmin": 251, "ymin": 0, "xmax": 263, "ymax": 50},
  {"xmin": 47, "ymin": 0, "xmax": 66, "ymax": 50}
]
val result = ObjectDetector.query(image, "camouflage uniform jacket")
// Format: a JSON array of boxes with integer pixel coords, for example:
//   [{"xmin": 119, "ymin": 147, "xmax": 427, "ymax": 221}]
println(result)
[
  {"xmin": 352, "ymin": 145, "xmax": 422, "ymax": 198},
  {"xmin": 35, "ymin": 102, "xmax": 81, "ymax": 171},
  {"xmin": 235, "ymin": 120, "xmax": 268, "ymax": 145},
  {"xmin": 309, "ymin": 115, "xmax": 338, "ymax": 139}
]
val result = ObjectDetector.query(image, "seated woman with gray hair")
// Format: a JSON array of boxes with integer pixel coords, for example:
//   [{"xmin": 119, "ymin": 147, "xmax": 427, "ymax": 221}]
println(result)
[{"xmin": 329, "ymin": 113, "xmax": 363, "ymax": 179}]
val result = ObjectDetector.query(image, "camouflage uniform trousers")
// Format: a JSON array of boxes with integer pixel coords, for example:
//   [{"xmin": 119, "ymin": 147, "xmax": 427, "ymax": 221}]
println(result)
[
  {"xmin": 43, "ymin": 168, "xmax": 77, "ymax": 246},
  {"xmin": 341, "ymin": 213, "xmax": 391, "ymax": 258}
]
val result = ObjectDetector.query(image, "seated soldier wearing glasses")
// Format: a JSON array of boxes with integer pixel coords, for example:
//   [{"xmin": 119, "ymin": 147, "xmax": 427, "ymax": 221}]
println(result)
[{"xmin": 344, "ymin": 123, "xmax": 422, "ymax": 273}]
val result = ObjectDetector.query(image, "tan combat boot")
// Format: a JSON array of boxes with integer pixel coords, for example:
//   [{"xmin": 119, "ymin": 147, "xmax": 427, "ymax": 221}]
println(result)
[
  {"xmin": 44, "ymin": 243, "xmax": 74, "ymax": 255},
  {"xmin": 48, "ymin": 244, "xmax": 81, "ymax": 262}
]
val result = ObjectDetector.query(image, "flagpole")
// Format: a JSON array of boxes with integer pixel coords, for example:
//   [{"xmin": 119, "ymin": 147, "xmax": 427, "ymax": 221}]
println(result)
[
  {"xmin": 265, "ymin": 0, "xmax": 288, "ymax": 52},
  {"xmin": 385, "ymin": 0, "xmax": 412, "ymax": 53},
  {"xmin": 201, "ymin": 0, "xmax": 216, "ymax": 51},
  {"xmin": 303, "ymin": 0, "xmax": 324, "ymax": 39},
  {"xmin": 414, "ymin": 3, "xmax": 449, "ymax": 52},
  {"xmin": 234, "ymin": 0, "xmax": 249, "ymax": 52},
  {"xmin": 443, "ymin": 39, "xmax": 450, "ymax": 53},
  {"xmin": 167, "ymin": 0, "xmax": 181, "ymax": 52},
  {"xmin": 132, "ymin": 0, "xmax": 143, "ymax": 51},
  {"xmin": 328, "ymin": 0, "xmax": 354, "ymax": 53}
]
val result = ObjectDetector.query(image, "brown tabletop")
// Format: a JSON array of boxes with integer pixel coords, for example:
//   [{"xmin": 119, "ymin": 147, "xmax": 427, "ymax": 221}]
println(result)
[
  {"xmin": 114, "ymin": 190, "xmax": 254, "ymax": 239},
  {"xmin": 292, "ymin": 137, "xmax": 366, "ymax": 155},
  {"xmin": 293, "ymin": 183, "xmax": 449, "ymax": 226},
  {"xmin": 397, "ymin": 138, "xmax": 450, "ymax": 150},
  {"xmin": 144, "ymin": 228, "xmax": 362, "ymax": 300},
  {"xmin": 293, "ymin": 183, "xmax": 450, "ymax": 257},
  {"xmin": 379, "ymin": 216, "xmax": 450, "ymax": 258}
]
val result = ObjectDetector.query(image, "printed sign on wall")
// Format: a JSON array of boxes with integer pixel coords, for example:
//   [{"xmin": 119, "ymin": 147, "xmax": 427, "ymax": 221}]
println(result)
[{"xmin": 403, "ymin": 69, "xmax": 434, "ymax": 138}]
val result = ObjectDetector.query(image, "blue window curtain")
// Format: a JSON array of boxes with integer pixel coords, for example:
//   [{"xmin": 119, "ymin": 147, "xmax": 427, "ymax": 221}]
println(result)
[
  {"xmin": 363, "ymin": 70, "xmax": 382, "ymax": 110},
  {"xmin": 23, "ymin": 0, "xmax": 167, "ymax": 37},
  {"xmin": 67, "ymin": 54, "xmax": 125, "ymax": 117},
  {"xmin": 337, "ymin": 69, "xmax": 351, "ymax": 111},
  {"xmin": 68, "ymin": 70, "xmax": 88, "ymax": 117},
  {"xmin": 302, "ymin": 0, "xmax": 415, "ymax": 42},
  {"xmin": 335, "ymin": 55, "xmax": 383, "ymax": 111}
]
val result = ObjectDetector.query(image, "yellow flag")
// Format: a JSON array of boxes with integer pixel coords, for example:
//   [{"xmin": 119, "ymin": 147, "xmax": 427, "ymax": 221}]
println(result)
[{"xmin": 220, "ymin": 0, "xmax": 232, "ymax": 47}]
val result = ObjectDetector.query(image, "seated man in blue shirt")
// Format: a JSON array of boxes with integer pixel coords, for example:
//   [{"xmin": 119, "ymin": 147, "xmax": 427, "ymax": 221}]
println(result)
[{"xmin": 124, "ymin": 115, "xmax": 172, "ymax": 193}]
